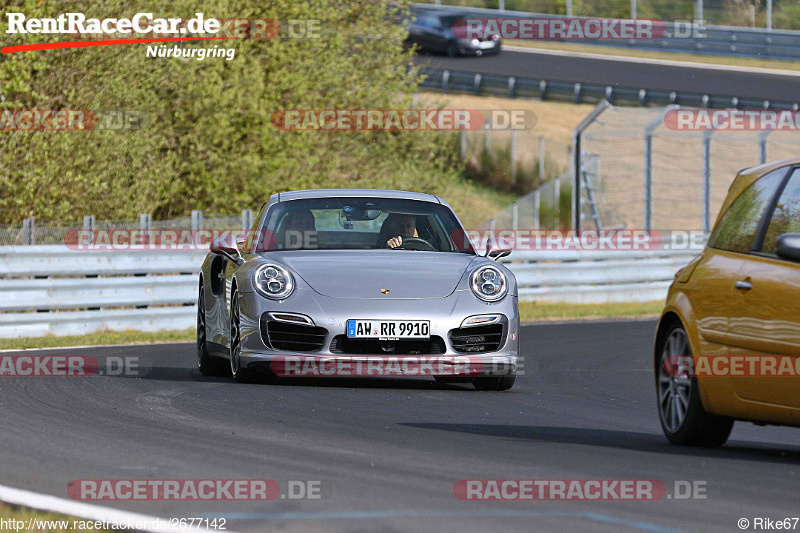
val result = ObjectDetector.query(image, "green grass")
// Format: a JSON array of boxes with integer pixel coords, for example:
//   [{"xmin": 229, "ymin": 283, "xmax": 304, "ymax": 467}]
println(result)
[
  {"xmin": 0, "ymin": 329, "xmax": 194, "ymax": 351},
  {"xmin": 519, "ymin": 300, "xmax": 664, "ymax": 322},
  {"xmin": 0, "ymin": 502, "xmax": 113, "ymax": 532}
]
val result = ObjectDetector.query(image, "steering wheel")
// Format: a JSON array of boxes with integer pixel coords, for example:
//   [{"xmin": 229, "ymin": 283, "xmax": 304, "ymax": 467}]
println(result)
[{"xmin": 395, "ymin": 237, "xmax": 437, "ymax": 251}]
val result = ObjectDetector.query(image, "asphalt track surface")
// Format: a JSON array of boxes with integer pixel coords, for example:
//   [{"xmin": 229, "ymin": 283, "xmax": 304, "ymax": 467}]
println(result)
[
  {"xmin": 414, "ymin": 49, "xmax": 800, "ymax": 103},
  {"xmin": 1, "ymin": 320, "xmax": 798, "ymax": 533}
]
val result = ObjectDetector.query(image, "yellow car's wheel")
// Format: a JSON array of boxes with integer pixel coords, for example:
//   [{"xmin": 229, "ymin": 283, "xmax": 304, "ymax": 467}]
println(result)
[{"xmin": 656, "ymin": 322, "xmax": 733, "ymax": 447}]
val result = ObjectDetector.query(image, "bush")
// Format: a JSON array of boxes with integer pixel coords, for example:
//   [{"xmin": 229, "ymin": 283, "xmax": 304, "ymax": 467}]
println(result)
[{"xmin": 0, "ymin": 0, "xmax": 475, "ymax": 223}]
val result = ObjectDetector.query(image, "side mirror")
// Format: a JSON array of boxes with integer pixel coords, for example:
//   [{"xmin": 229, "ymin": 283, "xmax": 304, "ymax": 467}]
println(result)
[
  {"xmin": 776, "ymin": 233, "xmax": 800, "ymax": 262},
  {"xmin": 210, "ymin": 235, "xmax": 244, "ymax": 266},
  {"xmin": 485, "ymin": 241, "xmax": 511, "ymax": 261}
]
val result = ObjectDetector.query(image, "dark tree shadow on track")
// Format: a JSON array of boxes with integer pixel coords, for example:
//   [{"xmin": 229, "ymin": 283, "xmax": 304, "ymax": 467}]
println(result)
[{"xmin": 400, "ymin": 423, "xmax": 800, "ymax": 462}]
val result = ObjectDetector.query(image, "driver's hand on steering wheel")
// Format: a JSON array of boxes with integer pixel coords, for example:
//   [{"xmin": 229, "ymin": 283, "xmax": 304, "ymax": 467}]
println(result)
[{"xmin": 387, "ymin": 236, "xmax": 403, "ymax": 249}]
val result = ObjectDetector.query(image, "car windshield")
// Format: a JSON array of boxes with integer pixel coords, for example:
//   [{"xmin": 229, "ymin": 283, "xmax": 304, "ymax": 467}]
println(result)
[{"xmin": 255, "ymin": 197, "xmax": 474, "ymax": 254}]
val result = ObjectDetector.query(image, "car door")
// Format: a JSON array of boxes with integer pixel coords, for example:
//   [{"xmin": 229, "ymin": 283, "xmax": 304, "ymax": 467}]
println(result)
[
  {"xmin": 413, "ymin": 16, "xmax": 438, "ymax": 51},
  {"xmin": 691, "ymin": 168, "xmax": 789, "ymax": 352},
  {"xmin": 727, "ymin": 167, "xmax": 800, "ymax": 408},
  {"xmin": 427, "ymin": 16, "xmax": 450, "ymax": 52}
]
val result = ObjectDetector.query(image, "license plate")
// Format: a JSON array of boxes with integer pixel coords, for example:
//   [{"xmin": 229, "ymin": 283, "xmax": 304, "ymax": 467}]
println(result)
[
  {"xmin": 347, "ymin": 319, "xmax": 430, "ymax": 340},
  {"xmin": 478, "ymin": 41, "xmax": 496, "ymax": 49}
]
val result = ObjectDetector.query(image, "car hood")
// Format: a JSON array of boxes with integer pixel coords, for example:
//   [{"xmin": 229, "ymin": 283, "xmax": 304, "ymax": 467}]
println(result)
[{"xmin": 267, "ymin": 250, "xmax": 477, "ymax": 299}]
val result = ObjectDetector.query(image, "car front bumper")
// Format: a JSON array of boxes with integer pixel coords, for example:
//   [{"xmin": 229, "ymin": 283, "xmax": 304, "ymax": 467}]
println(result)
[
  {"xmin": 459, "ymin": 40, "xmax": 501, "ymax": 55},
  {"xmin": 236, "ymin": 287, "xmax": 520, "ymax": 377}
]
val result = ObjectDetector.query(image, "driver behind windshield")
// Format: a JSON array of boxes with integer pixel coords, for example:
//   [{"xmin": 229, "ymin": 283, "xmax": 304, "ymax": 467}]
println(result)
[
  {"xmin": 281, "ymin": 210, "xmax": 317, "ymax": 249},
  {"xmin": 379, "ymin": 213, "xmax": 418, "ymax": 249}
]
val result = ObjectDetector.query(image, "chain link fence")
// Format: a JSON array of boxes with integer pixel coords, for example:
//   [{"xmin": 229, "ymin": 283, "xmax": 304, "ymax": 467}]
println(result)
[{"xmin": 577, "ymin": 105, "xmax": 800, "ymax": 231}]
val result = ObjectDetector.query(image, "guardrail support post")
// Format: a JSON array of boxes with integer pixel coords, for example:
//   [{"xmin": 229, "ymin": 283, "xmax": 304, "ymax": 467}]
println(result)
[
  {"xmin": 242, "ymin": 209, "xmax": 254, "ymax": 231},
  {"xmin": 83, "ymin": 215, "xmax": 95, "ymax": 232},
  {"xmin": 644, "ymin": 133, "xmax": 653, "ymax": 231},
  {"xmin": 554, "ymin": 176, "xmax": 561, "ymax": 221},
  {"xmin": 139, "ymin": 214, "xmax": 151, "ymax": 246},
  {"xmin": 638, "ymin": 89, "xmax": 647, "ymax": 107},
  {"xmin": 473, "ymin": 73, "xmax": 482, "ymax": 96},
  {"xmin": 510, "ymin": 129, "xmax": 517, "ymax": 186},
  {"xmin": 533, "ymin": 191, "xmax": 541, "ymax": 230},
  {"xmin": 573, "ymin": 83, "xmax": 582, "ymax": 104},
  {"xmin": 759, "ymin": 129, "xmax": 773, "ymax": 165},
  {"xmin": 767, "ymin": 0, "xmax": 772, "ymax": 31},
  {"xmin": 442, "ymin": 70, "xmax": 450, "ymax": 94},
  {"xmin": 512, "ymin": 203, "xmax": 519, "ymax": 230},
  {"xmin": 22, "ymin": 218, "xmax": 34, "ymax": 245},
  {"xmin": 539, "ymin": 136, "xmax": 546, "ymax": 180},
  {"xmin": 191, "ymin": 210, "xmax": 203, "ymax": 231},
  {"xmin": 139, "ymin": 214, "xmax": 151, "ymax": 232},
  {"xmin": 508, "ymin": 76, "xmax": 516, "ymax": 99},
  {"xmin": 539, "ymin": 80, "xmax": 547, "ymax": 101}
]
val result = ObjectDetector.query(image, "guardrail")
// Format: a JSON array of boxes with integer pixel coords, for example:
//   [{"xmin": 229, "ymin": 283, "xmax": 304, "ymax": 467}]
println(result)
[
  {"xmin": 0, "ymin": 246, "xmax": 206, "ymax": 338},
  {"xmin": 418, "ymin": 66, "xmax": 799, "ymax": 110},
  {"xmin": 502, "ymin": 249, "xmax": 698, "ymax": 303},
  {"xmin": 0, "ymin": 244, "xmax": 698, "ymax": 338},
  {"xmin": 414, "ymin": 3, "xmax": 800, "ymax": 60}
]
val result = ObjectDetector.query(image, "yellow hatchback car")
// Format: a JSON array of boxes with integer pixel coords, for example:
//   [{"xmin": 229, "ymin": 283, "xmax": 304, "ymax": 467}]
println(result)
[{"xmin": 655, "ymin": 157, "xmax": 800, "ymax": 447}]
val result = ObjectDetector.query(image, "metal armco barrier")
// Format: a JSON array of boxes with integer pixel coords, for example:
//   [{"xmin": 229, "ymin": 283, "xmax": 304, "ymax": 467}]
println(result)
[
  {"xmin": 0, "ymin": 246, "xmax": 206, "ymax": 338},
  {"xmin": 414, "ymin": 4, "xmax": 800, "ymax": 61},
  {"xmin": 418, "ymin": 67, "xmax": 799, "ymax": 110},
  {"xmin": 0, "ymin": 244, "xmax": 699, "ymax": 338},
  {"xmin": 503, "ymin": 250, "xmax": 698, "ymax": 303}
]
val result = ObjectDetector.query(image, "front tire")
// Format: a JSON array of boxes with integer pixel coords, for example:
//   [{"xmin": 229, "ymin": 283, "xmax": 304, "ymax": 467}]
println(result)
[
  {"xmin": 656, "ymin": 322, "xmax": 733, "ymax": 447},
  {"xmin": 229, "ymin": 288, "xmax": 256, "ymax": 383},
  {"xmin": 197, "ymin": 284, "xmax": 225, "ymax": 376}
]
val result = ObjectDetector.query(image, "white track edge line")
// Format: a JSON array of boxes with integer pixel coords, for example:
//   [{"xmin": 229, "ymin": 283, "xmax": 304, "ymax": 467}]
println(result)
[
  {"xmin": 504, "ymin": 45, "xmax": 800, "ymax": 77},
  {"xmin": 0, "ymin": 483, "xmax": 237, "ymax": 533}
]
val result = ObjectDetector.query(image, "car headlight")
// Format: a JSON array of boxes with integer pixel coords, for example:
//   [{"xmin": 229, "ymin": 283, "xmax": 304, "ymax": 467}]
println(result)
[
  {"xmin": 253, "ymin": 263, "xmax": 294, "ymax": 300},
  {"xmin": 470, "ymin": 266, "xmax": 508, "ymax": 302}
]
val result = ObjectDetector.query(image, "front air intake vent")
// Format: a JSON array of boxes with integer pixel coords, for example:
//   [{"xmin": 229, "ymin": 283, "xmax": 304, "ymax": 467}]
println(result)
[
  {"xmin": 261, "ymin": 316, "xmax": 327, "ymax": 352},
  {"xmin": 449, "ymin": 325, "xmax": 504, "ymax": 353}
]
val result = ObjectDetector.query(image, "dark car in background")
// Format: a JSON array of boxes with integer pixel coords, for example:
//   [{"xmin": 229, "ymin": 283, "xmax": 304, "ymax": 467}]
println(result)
[{"xmin": 406, "ymin": 11, "xmax": 501, "ymax": 57}]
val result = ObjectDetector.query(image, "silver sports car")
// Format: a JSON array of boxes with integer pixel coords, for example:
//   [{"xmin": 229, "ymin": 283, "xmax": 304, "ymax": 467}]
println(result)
[{"xmin": 196, "ymin": 189, "xmax": 519, "ymax": 390}]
